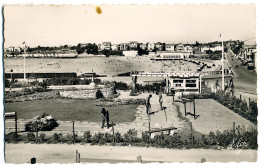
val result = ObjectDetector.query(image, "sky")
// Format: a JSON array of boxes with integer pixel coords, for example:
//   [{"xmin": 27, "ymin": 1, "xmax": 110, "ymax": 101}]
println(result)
[{"xmin": 3, "ymin": 4, "xmax": 256, "ymax": 47}]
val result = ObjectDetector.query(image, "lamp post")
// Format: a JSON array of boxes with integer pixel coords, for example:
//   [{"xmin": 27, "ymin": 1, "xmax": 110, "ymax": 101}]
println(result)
[
  {"xmin": 10, "ymin": 69, "xmax": 13, "ymax": 90},
  {"xmin": 220, "ymin": 33, "xmax": 224, "ymax": 91},
  {"xmin": 24, "ymin": 55, "xmax": 26, "ymax": 81},
  {"xmin": 10, "ymin": 69, "xmax": 13, "ymax": 81}
]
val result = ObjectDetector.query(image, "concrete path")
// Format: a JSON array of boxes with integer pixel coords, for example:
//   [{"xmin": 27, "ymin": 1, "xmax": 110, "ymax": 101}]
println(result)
[
  {"xmin": 5, "ymin": 143, "xmax": 257, "ymax": 163},
  {"xmin": 176, "ymin": 99, "xmax": 257, "ymax": 134}
]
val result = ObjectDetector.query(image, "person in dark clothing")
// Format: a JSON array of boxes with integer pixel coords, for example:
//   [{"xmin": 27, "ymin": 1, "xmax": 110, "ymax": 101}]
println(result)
[
  {"xmin": 159, "ymin": 91, "xmax": 163, "ymax": 110},
  {"xmin": 146, "ymin": 94, "xmax": 152, "ymax": 115},
  {"xmin": 101, "ymin": 108, "xmax": 106, "ymax": 129},
  {"xmin": 106, "ymin": 110, "xmax": 110, "ymax": 129},
  {"xmin": 229, "ymin": 77, "xmax": 233, "ymax": 87}
]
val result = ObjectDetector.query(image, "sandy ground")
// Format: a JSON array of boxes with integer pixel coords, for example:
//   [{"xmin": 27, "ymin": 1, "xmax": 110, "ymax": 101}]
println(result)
[
  {"xmin": 3, "ymin": 56, "xmax": 220, "ymax": 76},
  {"xmin": 4, "ymin": 143, "xmax": 257, "ymax": 163}
]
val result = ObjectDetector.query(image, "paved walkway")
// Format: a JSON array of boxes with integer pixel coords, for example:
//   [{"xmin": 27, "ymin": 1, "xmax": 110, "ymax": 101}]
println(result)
[
  {"xmin": 176, "ymin": 99, "xmax": 257, "ymax": 134},
  {"xmin": 5, "ymin": 143, "xmax": 257, "ymax": 163},
  {"xmin": 5, "ymin": 91, "xmax": 185, "ymax": 137}
]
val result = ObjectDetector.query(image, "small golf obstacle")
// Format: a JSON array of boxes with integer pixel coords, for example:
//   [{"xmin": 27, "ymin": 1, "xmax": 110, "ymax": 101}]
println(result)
[
  {"xmin": 181, "ymin": 98, "xmax": 200, "ymax": 119},
  {"xmin": 147, "ymin": 107, "xmax": 177, "ymax": 146},
  {"xmin": 4, "ymin": 112, "xmax": 18, "ymax": 139}
]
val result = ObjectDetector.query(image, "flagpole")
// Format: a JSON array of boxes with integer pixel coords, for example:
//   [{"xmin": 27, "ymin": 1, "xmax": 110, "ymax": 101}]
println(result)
[
  {"xmin": 23, "ymin": 42, "xmax": 26, "ymax": 81},
  {"xmin": 221, "ymin": 34, "xmax": 224, "ymax": 91}
]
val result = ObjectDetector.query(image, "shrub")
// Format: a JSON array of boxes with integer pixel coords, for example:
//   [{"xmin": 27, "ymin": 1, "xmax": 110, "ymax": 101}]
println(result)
[
  {"xmin": 5, "ymin": 79, "xmax": 10, "ymax": 88},
  {"xmin": 27, "ymin": 132, "xmax": 36, "ymax": 142},
  {"xmin": 115, "ymin": 132, "xmax": 123, "ymax": 143},
  {"xmin": 91, "ymin": 132, "xmax": 105, "ymax": 145},
  {"xmin": 66, "ymin": 133, "xmax": 79, "ymax": 144},
  {"xmin": 142, "ymin": 132, "xmax": 150, "ymax": 144},
  {"xmin": 22, "ymin": 88, "xmax": 35, "ymax": 95},
  {"xmin": 25, "ymin": 114, "xmax": 58, "ymax": 131},
  {"xmin": 114, "ymin": 81, "xmax": 128, "ymax": 90},
  {"xmin": 96, "ymin": 89, "xmax": 104, "ymax": 99},
  {"xmin": 5, "ymin": 133, "xmax": 20, "ymax": 143},
  {"xmin": 240, "ymin": 101, "xmax": 248, "ymax": 112},
  {"xmin": 104, "ymin": 132, "xmax": 113, "ymax": 143},
  {"xmin": 234, "ymin": 108, "xmax": 240, "ymax": 114},
  {"xmin": 94, "ymin": 79, "xmax": 102, "ymax": 85},
  {"xmin": 245, "ymin": 131, "xmax": 258, "ymax": 149},
  {"xmin": 124, "ymin": 129, "xmax": 138, "ymax": 144},
  {"xmin": 38, "ymin": 133, "xmax": 46, "ymax": 143},
  {"xmin": 208, "ymin": 131, "xmax": 216, "ymax": 145},
  {"xmin": 52, "ymin": 133, "xmax": 63, "ymax": 143},
  {"xmin": 227, "ymin": 104, "xmax": 235, "ymax": 111},
  {"xmin": 83, "ymin": 131, "xmax": 92, "ymax": 143},
  {"xmin": 250, "ymin": 101, "xmax": 258, "ymax": 117},
  {"xmin": 129, "ymin": 89, "xmax": 138, "ymax": 96},
  {"xmin": 215, "ymin": 130, "xmax": 233, "ymax": 147}
]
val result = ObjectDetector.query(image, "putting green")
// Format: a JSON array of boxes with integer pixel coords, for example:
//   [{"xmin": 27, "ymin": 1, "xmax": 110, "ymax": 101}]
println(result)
[{"xmin": 4, "ymin": 98, "xmax": 139, "ymax": 123}]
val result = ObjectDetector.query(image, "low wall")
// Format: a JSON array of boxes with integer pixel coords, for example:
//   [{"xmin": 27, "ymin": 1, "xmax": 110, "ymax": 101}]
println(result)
[
  {"xmin": 59, "ymin": 87, "xmax": 114, "ymax": 99},
  {"xmin": 5, "ymin": 91, "xmax": 60, "ymax": 103}
]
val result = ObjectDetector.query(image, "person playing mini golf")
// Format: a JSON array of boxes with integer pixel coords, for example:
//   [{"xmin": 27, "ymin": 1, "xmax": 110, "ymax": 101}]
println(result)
[
  {"xmin": 101, "ymin": 108, "xmax": 106, "ymax": 129},
  {"xmin": 159, "ymin": 91, "xmax": 163, "ymax": 110},
  {"xmin": 146, "ymin": 94, "xmax": 152, "ymax": 114},
  {"xmin": 106, "ymin": 109, "xmax": 110, "ymax": 129}
]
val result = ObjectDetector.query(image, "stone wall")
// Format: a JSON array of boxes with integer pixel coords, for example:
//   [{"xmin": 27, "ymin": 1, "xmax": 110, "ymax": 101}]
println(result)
[
  {"xmin": 59, "ymin": 87, "xmax": 114, "ymax": 99},
  {"xmin": 5, "ymin": 91, "xmax": 60, "ymax": 103}
]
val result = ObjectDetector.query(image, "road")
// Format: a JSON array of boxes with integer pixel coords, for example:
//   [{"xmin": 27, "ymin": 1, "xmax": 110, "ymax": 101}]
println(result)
[
  {"xmin": 4, "ymin": 143, "xmax": 258, "ymax": 163},
  {"xmin": 226, "ymin": 51, "xmax": 257, "ymax": 102}
]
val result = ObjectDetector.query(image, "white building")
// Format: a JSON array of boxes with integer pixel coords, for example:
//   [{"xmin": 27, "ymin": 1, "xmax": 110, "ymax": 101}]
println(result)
[
  {"xmin": 131, "ymin": 72, "xmax": 203, "ymax": 94},
  {"xmin": 147, "ymin": 42, "xmax": 155, "ymax": 51},
  {"xmin": 111, "ymin": 44, "xmax": 119, "ymax": 51},
  {"xmin": 155, "ymin": 51, "xmax": 192, "ymax": 60},
  {"xmin": 119, "ymin": 43, "xmax": 129, "ymax": 51},
  {"xmin": 165, "ymin": 44, "xmax": 175, "ymax": 51},
  {"xmin": 176, "ymin": 43, "xmax": 185, "ymax": 51},
  {"xmin": 154, "ymin": 42, "xmax": 163, "ymax": 51},
  {"xmin": 184, "ymin": 45, "xmax": 193, "ymax": 52},
  {"xmin": 129, "ymin": 41, "xmax": 138, "ymax": 50},
  {"xmin": 200, "ymin": 45, "xmax": 223, "ymax": 53},
  {"xmin": 123, "ymin": 50, "xmax": 138, "ymax": 56},
  {"xmin": 101, "ymin": 42, "xmax": 111, "ymax": 50},
  {"xmin": 139, "ymin": 43, "xmax": 147, "ymax": 50},
  {"xmin": 200, "ymin": 46, "xmax": 210, "ymax": 53},
  {"xmin": 212, "ymin": 45, "xmax": 222, "ymax": 51}
]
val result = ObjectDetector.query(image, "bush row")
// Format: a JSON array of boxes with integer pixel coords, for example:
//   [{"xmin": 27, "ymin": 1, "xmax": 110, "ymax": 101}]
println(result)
[{"xmin": 5, "ymin": 128, "xmax": 257, "ymax": 149}]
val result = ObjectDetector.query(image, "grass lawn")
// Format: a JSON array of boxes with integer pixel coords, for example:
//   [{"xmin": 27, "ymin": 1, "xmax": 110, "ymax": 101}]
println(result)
[{"xmin": 4, "ymin": 98, "xmax": 139, "ymax": 123}]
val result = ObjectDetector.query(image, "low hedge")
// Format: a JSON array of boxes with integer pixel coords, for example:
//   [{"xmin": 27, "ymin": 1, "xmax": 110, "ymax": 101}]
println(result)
[{"xmin": 5, "ymin": 128, "xmax": 258, "ymax": 150}]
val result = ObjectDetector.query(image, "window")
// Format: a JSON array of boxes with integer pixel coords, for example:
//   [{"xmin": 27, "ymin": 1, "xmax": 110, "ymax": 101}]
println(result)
[
  {"xmin": 186, "ymin": 84, "xmax": 196, "ymax": 87},
  {"xmin": 186, "ymin": 80, "xmax": 196, "ymax": 83},
  {"xmin": 173, "ymin": 80, "xmax": 183, "ymax": 83},
  {"xmin": 185, "ymin": 79, "xmax": 197, "ymax": 87}
]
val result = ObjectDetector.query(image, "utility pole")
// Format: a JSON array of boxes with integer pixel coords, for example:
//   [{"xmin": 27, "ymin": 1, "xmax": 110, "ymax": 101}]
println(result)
[
  {"xmin": 23, "ymin": 42, "xmax": 27, "ymax": 81},
  {"xmin": 24, "ymin": 55, "xmax": 26, "ymax": 80},
  {"xmin": 72, "ymin": 121, "xmax": 75, "ymax": 143}
]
